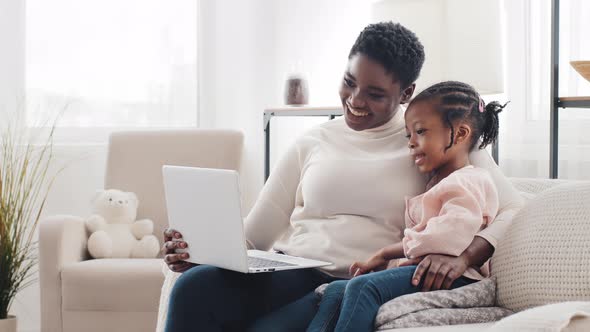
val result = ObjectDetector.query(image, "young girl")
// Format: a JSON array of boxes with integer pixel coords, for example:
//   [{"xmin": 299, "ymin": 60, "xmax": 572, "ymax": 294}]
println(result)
[{"xmin": 307, "ymin": 81, "xmax": 507, "ymax": 332}]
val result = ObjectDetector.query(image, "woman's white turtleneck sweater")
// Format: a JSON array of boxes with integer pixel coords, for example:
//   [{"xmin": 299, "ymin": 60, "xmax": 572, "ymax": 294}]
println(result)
[{"xmin": 244, "ymin": 109, "xmax": 523, "ymax": 278}]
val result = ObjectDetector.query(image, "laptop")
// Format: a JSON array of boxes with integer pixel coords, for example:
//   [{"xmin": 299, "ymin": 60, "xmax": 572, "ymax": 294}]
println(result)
[{"xmin": 162, "ymin": 165, "xmax": 332, "ymax": 273}]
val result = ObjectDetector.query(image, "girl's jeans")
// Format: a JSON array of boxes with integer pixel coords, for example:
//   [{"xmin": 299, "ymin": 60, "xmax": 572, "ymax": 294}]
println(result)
[{"xmin": 307, "ymin": 265, "xmax": 476, "ymax": 332}]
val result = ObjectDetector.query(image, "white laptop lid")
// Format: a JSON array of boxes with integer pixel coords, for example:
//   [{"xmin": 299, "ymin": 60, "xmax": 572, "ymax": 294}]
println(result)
[{"xmin": 162, "ymin": 165, "xmax": 249, "ymax": 272}]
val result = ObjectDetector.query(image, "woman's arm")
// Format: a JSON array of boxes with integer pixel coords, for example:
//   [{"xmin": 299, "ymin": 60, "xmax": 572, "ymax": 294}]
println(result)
[
  {"xmin": 399, "ymin": 236, "xmax": 494, "ymax": 291},
  {"xmin": 243, "ymin": 141, "xmax": 304, "ymax": 250}
]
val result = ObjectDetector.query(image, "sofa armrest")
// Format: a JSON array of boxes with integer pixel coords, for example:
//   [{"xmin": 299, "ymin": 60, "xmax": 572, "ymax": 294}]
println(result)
[
  {"xmin": 39, "ymin": 215, "xmax": 90, "ymax": 332},
  {"xmin": 155, "ymin": 263, "xmax": 182, "ymax": 332}
]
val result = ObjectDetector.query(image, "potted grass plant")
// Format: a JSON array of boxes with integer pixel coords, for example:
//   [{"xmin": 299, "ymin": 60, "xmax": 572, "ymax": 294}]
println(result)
[{"xmin": 0, "ymin": 120, "xmax": 58, "ymax": 332}]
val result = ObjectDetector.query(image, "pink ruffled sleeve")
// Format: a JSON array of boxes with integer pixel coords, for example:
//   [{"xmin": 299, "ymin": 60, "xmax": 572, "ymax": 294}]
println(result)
[{"xmin": 403, "ymin": 170, "xmax": 499, "ymax": 259}]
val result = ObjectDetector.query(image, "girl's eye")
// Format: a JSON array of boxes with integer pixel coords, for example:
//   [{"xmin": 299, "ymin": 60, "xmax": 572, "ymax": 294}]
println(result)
[
  {"xmin": 405, "ymin": 134, "xmax": 411, "ymax": 139},
  {"xmin": 343, "ymin": 78, "xmax": 355, "ymax": 88},
  {"xmin": 416, "ymin": 129, "xmax": 427, "ymax": 135}
]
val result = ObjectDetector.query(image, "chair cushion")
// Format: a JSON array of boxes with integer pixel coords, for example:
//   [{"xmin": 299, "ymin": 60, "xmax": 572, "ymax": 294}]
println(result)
[
  {"xmin": 61, "ymin": 259, "xmax": 165, "ymax": 312},
  {"xmin": 492, "ymin": 182, "xmax": 590, "ymax": 311}
]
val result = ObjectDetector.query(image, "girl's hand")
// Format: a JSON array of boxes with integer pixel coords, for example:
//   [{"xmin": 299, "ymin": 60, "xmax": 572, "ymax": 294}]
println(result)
[
  {"xmin": 399, "ymin": 254, "xmax": 468, "ymax": 291},
  {"xmin": 163, "ymin": 228, "xmax": 197, "ymax": 273},
  {"xmin": 349, "ymin": 253, "xmax": 389, "ymax": 277}
]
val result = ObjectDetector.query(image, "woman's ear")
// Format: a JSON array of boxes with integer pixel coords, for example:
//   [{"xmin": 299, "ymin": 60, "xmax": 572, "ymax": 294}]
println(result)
[
  {"xmin": 455, "ymin": 124, "xmax": 472, "ymax": 145},
  {"xmin": 400, "ymin": 84, "xmax": 415, "ymax": 104}
]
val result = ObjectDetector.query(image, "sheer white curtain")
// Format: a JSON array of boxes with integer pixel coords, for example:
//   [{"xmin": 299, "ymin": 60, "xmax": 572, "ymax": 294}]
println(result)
[
  {"xmin": 501, "ymin": 0, "xmax": 590, "ymax": 179},
  {"xmin": 25, "ymin": 0, "xmax": 198, "ymax": 140}
]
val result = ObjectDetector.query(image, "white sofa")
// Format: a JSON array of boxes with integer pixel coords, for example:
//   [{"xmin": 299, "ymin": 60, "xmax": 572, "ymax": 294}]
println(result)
[
  {"xmin": 39, "ymin": 129, "xmax": 244, "ymax": 332},
  {"xmin": 156, "ymin": 177, "xmax": 590, "ymax": 331},
  {"xmin": 38, "ymin": 129, "xmax": 589, "ymax": 332}
]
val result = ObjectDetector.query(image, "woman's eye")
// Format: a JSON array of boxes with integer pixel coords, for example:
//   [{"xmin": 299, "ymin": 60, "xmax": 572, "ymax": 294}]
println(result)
[
  {"xmin": 343, "ymin": 78, "xmax": 355, "ymax": 88},
  {"xmin": 405, "ymin": 134, "xmax": 411, "ymax": 139},
  {"xmin": 416, "ymin": 129, "xmax": 427, "ymax": 135}
]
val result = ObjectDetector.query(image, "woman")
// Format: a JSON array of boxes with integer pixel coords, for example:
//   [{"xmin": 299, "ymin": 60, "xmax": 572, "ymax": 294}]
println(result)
[{"xmin": 163, "ymin": 22, "xmax": 523, "ymax": 331}]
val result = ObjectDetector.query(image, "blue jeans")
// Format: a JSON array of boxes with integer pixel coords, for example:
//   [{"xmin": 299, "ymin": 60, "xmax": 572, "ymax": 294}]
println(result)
[
  {"xmin": 164, "ymin": 265, "xmax": 341, "ymax": 332},
  {"xmin": 307, "ymin": 266, "xmax": 476, "ymax": 332}
]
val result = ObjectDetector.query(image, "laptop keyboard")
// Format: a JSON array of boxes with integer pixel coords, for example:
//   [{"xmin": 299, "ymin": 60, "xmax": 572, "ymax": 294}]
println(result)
[{"xmin": 248, "ymin": 256, "xmax": 296, "ymax": 268}]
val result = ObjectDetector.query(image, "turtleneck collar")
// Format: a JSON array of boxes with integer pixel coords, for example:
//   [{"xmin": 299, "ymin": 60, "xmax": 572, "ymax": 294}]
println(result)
[{"xmin": 345, "ymin": 105, "xmax": 405, "ymax": 138}]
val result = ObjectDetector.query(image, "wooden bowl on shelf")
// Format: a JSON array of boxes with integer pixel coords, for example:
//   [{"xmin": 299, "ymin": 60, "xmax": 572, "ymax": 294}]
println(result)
[{"xmin": 570, "ymin": 61, "xmax": 590, "ymax": 83}]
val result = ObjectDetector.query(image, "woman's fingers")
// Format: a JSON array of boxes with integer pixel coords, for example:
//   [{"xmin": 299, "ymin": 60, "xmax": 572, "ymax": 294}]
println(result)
[
  {"xmin": 164, "ymin": 240, "xmax": 188, "ymax": 250},
  {"xmin": 169, "ymin": 261, "xmax": 194, "ymax": 273},
  {"xmin": 163, "ymin": 228, "xmax": 183, "ymax": 241},
  {"xmin": 164, "ymin": 252, "xmax": 190, "ymax": 264},
  {"xmin": 431, "ymin": 266, "xmax": 451, "ymax": 291},
  {"xmin": 411, "ymin": 256, "xmax": 431, "ymax": 286},
  {"xmin": 421, "ymin": 260, "xmax": 441, "ymax": 292},
  {"xmin": 441, "ymin": 269, "xmax": 461, "ymax": 290}
]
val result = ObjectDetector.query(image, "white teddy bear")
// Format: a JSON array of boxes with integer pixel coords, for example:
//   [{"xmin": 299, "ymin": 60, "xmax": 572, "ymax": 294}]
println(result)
[{"xmin": 86, "ymin": 189, "xmax": 160, "ymax": 259}]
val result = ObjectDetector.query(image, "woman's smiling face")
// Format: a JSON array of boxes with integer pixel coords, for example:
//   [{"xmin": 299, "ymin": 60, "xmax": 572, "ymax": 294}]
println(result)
[{"xmin": 339, "ymin": 54, "xmax": 414, "ymax": 131}]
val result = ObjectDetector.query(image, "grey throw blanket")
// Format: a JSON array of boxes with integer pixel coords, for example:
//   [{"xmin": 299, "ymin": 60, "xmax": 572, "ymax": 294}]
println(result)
[
  {"xmin": 314, "ymin": 277, "xmax": 513, "ymax": 330},
  {"xmin": 374, "ymin": 277, "xmax": 513, "ymax": 330}
]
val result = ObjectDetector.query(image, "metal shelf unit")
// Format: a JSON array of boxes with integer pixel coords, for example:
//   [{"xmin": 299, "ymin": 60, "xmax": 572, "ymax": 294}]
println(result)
[
  {"xmin": 549, "ymin": 0, "xmax": 590, "ymax": 178},
  {"xmin": 263, "ymin": 106, "xmax": 499, "ymax": 182}
]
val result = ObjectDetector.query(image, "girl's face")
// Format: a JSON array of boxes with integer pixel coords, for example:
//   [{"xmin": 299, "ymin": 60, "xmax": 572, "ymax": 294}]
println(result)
[
  {"xmin": 404, "ymin": 100, "xmax": 470, "ymax": 175},
  {"xmin": 339, "ymin": 54, "xmax": 414, "ymax": 131}
]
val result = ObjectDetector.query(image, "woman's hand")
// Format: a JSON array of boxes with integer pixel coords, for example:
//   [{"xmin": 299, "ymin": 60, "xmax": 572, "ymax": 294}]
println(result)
[
  {"xmin": 398, "ymin": 236, "xmax": 494, "ymax": 291},
  {"xmin": 349, "ymin": 252, "xmax": 389, "ymax": 277},
  {"xmin": 398, "ymin": 254, "xmax": 468, "ymax": 291},
  {"xmin": 163, "ymin": 228, "xmax": 197, "ymax": 273}
]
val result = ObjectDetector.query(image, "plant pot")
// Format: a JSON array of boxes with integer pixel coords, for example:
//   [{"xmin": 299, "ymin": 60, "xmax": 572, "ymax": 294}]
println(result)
[{"xmin": 0, "ymin": 315, "xmax": 16, "ymax": 332}]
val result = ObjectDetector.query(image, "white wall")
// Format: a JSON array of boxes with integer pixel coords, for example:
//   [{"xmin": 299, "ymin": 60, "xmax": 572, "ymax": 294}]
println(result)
[
  {"xmin": 198, "ymin": 0, "xmax": 372, "ymax": 212},
  {"xmin": 0, "ymin": 0, "xmax": 24, "ymax": 113}
]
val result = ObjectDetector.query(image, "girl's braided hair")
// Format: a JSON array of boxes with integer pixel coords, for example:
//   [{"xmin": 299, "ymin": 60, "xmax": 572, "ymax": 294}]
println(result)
[{"xmin": 410, "ymin": 81, "xmax": 507, "ymax": 150}]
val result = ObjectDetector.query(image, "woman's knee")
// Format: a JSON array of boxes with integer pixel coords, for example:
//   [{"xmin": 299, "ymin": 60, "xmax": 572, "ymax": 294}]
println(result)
[{"xmin": 169, "ymin": 265, "xmax": 224, "ymax": 306}]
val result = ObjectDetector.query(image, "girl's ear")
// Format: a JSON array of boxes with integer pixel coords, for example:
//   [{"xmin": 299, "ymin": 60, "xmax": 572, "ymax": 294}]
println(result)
[
  {"xmin": 400, "ymin": 84, "xmax": 415, "ymax": 104},
  {"xmin": 455, "ymin": 124, "xmax": 472, "ymax": 145}
]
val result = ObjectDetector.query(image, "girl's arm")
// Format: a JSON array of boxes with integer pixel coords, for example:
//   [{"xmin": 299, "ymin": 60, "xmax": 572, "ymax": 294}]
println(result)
[
  {"xmin": 379, "ymin": 242, "xmax": 405, "ymax": 260},
  {"xmin": 350, "ymin": 242, "xmax": 405, "ymax": 277}
]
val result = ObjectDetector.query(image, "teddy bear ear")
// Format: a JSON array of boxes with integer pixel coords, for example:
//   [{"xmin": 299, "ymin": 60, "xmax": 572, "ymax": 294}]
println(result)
[
  {"xmin": 91, "ymin": 190, "xmax": 104, "ymax": 204},
  {"xmin": 128, "ymin": 192, "xmax": 139, "ymax": 206}
]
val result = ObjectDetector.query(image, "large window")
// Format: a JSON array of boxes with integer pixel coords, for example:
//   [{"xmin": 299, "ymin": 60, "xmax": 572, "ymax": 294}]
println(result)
[{"xmin": 26, "ymin": 0, "xmax": 198, "ymax": 129}]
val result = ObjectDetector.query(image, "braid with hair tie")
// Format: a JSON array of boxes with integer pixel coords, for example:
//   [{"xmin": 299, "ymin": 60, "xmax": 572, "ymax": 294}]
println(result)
[{"xmin": 410, "ymin": 81, "xmax": 508, "ymax": 150}]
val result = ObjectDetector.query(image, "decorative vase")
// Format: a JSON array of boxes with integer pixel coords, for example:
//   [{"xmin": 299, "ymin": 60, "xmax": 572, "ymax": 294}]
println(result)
[
  {"xmin": 284, "ymin": 74, "xmax": 309, "ymax": 105},
  {"xmin": 0, "ymin": 315, "xmax": 17, "ymax": 332}
]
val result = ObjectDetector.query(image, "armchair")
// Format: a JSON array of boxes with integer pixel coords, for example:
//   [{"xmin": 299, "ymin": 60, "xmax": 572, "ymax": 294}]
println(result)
[{"xmin": 39, "ymin": 129, "xmax": 243, "ymax": 332}]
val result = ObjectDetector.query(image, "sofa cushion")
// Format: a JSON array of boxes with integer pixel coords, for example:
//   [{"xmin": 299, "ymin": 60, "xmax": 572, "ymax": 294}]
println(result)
[
  {"xmin": 487, "ymin": 301, "xmax": 590, "ymax": 332},
  {"xmin": 62, "ymin": 258, "xmax": 165, "ymax": 312},
  {"xmin": 492, "ymin": 182, "xmax": 590, "ymax": 311}
]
